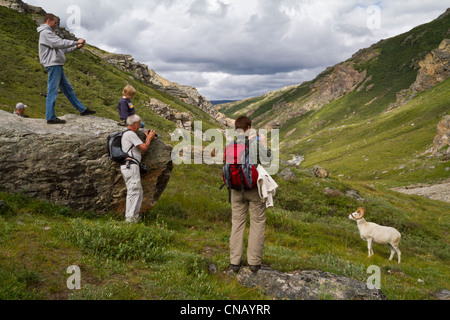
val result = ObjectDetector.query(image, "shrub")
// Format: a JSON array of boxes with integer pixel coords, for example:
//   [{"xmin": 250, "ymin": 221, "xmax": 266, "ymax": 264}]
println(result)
[
  {"xmin": 0, "ymin": 267, "xmax": 43, "ymax": 300},
  {"xmin": 309, "ymin": 252, "xmax": 366, "ymax": 280},
  {"xmin": 63, "ymin": 219, "xmax": 173, "ymax": 262}
]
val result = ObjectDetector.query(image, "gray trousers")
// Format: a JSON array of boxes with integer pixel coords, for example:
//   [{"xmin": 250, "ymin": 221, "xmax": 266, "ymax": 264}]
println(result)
[
  {"xmin": 230, "ymin": 188, "xmax": 266, "ymax": 266},
  {"xmin": 120, "ymin": 164, "xmax": 143, "ymax": 223}
]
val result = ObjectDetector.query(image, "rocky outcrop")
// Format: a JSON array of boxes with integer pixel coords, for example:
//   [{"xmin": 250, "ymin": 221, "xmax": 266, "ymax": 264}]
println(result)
[
  {"xmin": 308, "ymin": 63, "xmax": 367, "ymax": 109},
  {"xmin": 432, "ymin": 115, "xmax": 450, "ymax": 159},
  {"xmin": 0, "ymin": 0, "xmax": 44, "ymax": 15},
  {"xmin": 215, "ymin": 111, "xmax": 235, "ymax": 128},
  {"xmin": 387, "ymin": 39, "xmax": 450, "ymax": 112},
  {"xmin": 225, "ymin": 266, "xmax": 387, "ymax": 300},
  {"xmin": 142, "ymin": 98, "xmax": 194, "ymax": 131},
  {"xmin": 412, "ymin": 39, "xmax": 450, "ymax": 91},
  {"xmin": 272, "ymin": 49, "xmax": 377, "ymax": 127},
  {"xmin": 0, "ymin": 0, "xmax": 77, "ymax": 40},
  {"xmin": 93, "ymin": 51, "xmax": 220, "ymax": 120},
  {"xmin": 312, "ymin": 166, "xmax": 329, "ymax": 178},
  {"xmin": 277, "ymin": 168, "xmax": 298, "ymax": 181},
  {"xmin": 0, "ymin": 110, "xmax": 173, "ymax": 213},
  {"xmin": 246, "ymin": 57, "xmax": 371, "ymax": 128}
]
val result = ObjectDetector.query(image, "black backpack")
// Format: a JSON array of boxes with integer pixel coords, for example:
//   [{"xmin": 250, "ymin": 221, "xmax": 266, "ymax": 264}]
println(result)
[{"xmin": 107, "ymin": 130, "xmax": 132, "ymax": 163}]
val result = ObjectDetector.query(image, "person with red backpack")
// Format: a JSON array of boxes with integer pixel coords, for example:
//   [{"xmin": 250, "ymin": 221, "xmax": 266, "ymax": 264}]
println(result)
[{"xmin": 223, "ymin": 116, "xmax": 272, "ymax": 274}]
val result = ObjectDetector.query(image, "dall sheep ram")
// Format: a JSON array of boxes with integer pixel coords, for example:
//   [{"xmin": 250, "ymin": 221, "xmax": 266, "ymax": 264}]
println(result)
[{"xmin": 349, "ymin": 207, "xmax": 402, "ymax": 264}]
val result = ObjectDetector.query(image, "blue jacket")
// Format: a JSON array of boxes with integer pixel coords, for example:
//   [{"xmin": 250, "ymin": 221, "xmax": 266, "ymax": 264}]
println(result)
[{"xmin": 117, "ymin": 98, "xmax": 135, "ymax": 121}]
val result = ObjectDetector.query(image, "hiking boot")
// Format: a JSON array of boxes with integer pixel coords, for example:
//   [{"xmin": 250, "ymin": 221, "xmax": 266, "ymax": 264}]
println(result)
[
  {"xmin": 47, "ymin": 118, "xmax": 66, "ymax": 124},
  {"xmin": 249, "ymin": 265, "xmax": 261, "ymax": 274},
  {"xmin": 231, "ymin": 262, "xmax": 243, "ymax": 273},
  {"xmin": 81, "ymin": 108, "xmax": 96, "ymax": 116}
]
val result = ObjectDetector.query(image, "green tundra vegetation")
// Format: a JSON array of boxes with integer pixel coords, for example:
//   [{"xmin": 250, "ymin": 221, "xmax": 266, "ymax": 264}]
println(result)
[{"xmin": 0, "ymin": 6, "xmax": 448, "ymax": 300}]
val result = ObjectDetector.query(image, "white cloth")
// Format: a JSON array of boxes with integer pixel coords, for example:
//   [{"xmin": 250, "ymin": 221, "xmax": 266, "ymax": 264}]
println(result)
[{"xmin": 256, "ymin": 165, "xmax": 278, "ymax": 208}]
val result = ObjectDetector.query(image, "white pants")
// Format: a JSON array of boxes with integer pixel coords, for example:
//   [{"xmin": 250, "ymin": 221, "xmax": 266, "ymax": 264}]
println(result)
[{"xmin": 120, "ymin": 164, "xmax": 143, "ymax": 223}]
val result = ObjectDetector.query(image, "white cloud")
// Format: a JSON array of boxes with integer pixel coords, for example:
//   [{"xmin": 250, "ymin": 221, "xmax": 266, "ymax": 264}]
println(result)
[{"xmin": 25, "ymin": 0, "xmax": 449, "ymax": 100}]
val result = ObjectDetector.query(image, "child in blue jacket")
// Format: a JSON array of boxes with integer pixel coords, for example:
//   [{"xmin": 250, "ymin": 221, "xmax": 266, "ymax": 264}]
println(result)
[{"xmin": 117, "ymin": 85, "xmax": 145, "ymax": 128}]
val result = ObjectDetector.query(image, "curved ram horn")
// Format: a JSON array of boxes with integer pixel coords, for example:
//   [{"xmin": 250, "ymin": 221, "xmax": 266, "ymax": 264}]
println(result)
[{"xmin": 355, "ymin": 207, "xmax": 366, "ymax": 220}]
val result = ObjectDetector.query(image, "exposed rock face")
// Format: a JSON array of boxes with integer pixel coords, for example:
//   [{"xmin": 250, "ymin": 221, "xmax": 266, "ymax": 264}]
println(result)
[
  {"xmin": 245, "ymin": 57, "xmax": 371, "ymax": 128},
  {"xmin": 225, "ymin": 266, "xmax": 387, "ymax": 300},
  {"xmin": 93, "ymin": 51, "xmax": 220, "ymax": 119},
  {"xmin": 387, "ymin": 39, "xmax": 450, "ymax": 112},
  {"xmin": 308, "ymin": 63, "xmax": 367, "ymax": 110},
  {"xmin": 0, "ymin": 0, "xmax": 44, "ymax": 15},
  {"xmin": 432, "ymin": 115, "xmax": 450, "ymax": 159},
  {"xmin": 142, "ymin": 98, "xmax": 194, "ymax": 131},
  {"xmin": 0, "ymin": 0, "xmax": 77, "ymax": 40},
  {"xmin": 412, "ymin": 39, "xmax": 450, "ymax": 92},
  {"xmin": 0, "ymin": 110, "xmax": 173, "ymax": 214}
]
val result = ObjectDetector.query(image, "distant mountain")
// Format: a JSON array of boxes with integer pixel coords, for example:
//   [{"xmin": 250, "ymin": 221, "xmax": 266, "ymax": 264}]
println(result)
[
  {"xmin": 220, "ymin": 9, "xmax": 450, "ymax": 184},
  {"xmin": 210, "ymin": 100, "xmax": 239, "ymax": 105}
]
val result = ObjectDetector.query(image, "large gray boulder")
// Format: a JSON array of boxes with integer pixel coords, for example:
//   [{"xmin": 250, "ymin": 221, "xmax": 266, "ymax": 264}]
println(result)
[
  {"xmin": 0, "ymin": 110, "xmax": 173, "ymax": 214},
  {"xmin": 225, "ymin": 266, "xmax": 387, "ymax": 300}
]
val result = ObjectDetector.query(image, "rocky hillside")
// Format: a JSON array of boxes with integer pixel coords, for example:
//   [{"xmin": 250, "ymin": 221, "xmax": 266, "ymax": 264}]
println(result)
[
  {"xmin": 85, "ymin": 48, "xmax": 227, "ymax": 125},
  {"xmin": 221, "ymin": 9, "xmax": 450, "ymax": 184},
  {"xmin": 0, "ymin": 0, "xmax": 224, "ymax": 133},
  {"xmin": 222, "ymin": 10, "xmax": 450, "ymax": 129}
]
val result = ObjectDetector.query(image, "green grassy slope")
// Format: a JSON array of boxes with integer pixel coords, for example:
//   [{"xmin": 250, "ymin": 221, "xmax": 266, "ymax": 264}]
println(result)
[
  {"xmin": 0, "ymin": 6, "xmax": 219, "ymax": 136},
  {"xmin": 221, "ymin": 11, "xmax": 450, "ymax": 185},
  {"xmin": 0, "ymin": 6, "xmax": 448, "ymax": 301},
  {"xmin": 0, "ymin": 163, "xmax": 448, "ymax": 300},
  {"xmin": 282, "ymin": 78, "xmax": 450, "ymax": 184}
]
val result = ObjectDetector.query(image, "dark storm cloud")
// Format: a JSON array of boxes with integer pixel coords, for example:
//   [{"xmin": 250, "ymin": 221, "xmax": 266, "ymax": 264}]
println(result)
[{"xmin": 25, "ymin": 0, "xmax": 450, "ymax": 100}]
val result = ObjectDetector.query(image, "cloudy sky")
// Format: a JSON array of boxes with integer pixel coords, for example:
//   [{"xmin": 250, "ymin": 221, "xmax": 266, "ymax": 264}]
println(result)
[{"xmin": 26, "ymin": 0, "xmax": 449, "ymax": 101}]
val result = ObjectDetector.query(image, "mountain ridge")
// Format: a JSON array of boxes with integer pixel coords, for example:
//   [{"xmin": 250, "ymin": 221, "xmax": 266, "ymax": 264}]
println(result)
[
  {"xmin": 221, "ymin": 9, "xmax": 450, "ymax": 129},
  {"xmin": 220, "ymin": 9, "xmax": 450, "ymax": 184}
]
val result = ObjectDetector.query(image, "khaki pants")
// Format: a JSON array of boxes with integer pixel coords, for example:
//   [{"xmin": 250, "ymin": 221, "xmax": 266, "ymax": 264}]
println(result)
[
  {"xmin": 121, "ymin": 164, "xmax": 143, "ymax": 223},
  {"xmin": 230, "ymin": 188, "xmax": 266, "ymax": 266}
]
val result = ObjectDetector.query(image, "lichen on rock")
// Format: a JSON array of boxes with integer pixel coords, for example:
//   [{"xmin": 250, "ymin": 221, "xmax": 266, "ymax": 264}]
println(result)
[{"xmin": 0, "ymin": 110, "xmax": 173, "ymax": 214}]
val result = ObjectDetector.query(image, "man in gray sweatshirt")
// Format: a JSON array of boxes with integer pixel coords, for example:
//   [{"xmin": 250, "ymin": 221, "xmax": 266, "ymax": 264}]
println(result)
[{"xmin": 37, "ymin": 13, "xmax": 96, "ymax": 124}]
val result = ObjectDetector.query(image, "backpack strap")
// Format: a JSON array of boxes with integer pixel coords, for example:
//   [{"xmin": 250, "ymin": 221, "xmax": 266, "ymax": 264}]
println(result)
[
  {"xmin": 239, "ymin": 168, "xmax": 246, "ymax": 204},
  {"xmin": 122, "ymin": 129, "xmax": 141, "ymax": 165},
  {"xmin": 220, "ymin": 164, "xmax": 230, "ymax": 190},
  {"xmin": 220, "ymin": 158, "xmax": 229, "ymax": 202}
]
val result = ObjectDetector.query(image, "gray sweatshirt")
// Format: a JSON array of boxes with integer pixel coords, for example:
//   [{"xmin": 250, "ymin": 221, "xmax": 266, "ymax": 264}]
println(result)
[{"xmin": 37, "ymin": 24, "xmax": 78, "ymax": 68}]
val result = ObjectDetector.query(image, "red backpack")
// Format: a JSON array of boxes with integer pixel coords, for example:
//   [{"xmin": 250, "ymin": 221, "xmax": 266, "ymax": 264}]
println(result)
[{"xmin": 220, "ymin": 138, "xmax": 259, "ymax": 203}]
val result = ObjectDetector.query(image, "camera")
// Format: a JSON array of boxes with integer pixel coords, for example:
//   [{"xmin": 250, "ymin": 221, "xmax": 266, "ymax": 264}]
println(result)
[{"xmin": 147, "ymin": 130, "xmax": 159, "ymax": 138}]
